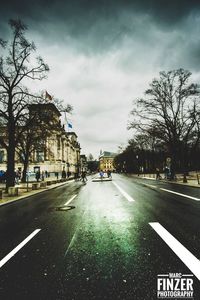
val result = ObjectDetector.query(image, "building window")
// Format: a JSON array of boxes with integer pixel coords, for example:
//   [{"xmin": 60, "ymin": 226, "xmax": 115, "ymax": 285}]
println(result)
[
  {"xmin": 36, "ymin": 151, "xmax": 44, "ymax": 162},
  {"xmin": 57, "ymin": 137, "xmax": 61, "ymax": 150}
]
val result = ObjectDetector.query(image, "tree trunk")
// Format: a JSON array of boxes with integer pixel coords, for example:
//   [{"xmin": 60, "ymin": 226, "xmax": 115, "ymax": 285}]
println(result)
[
  {"xmin": 21, "ymin": 156, "xmax": 29, "ymax": 183},
  {"xmin": 6, "ymin": 96, "xmax": 16, "ymax": 191},
  {"xmin": 6, "ymin": 133, "xmax": 15, "ymax": 191}
]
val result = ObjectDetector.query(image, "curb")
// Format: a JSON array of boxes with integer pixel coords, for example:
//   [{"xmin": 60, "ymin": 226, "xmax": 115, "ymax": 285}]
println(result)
[
  {"xmin": 137, "ymin": 176, "xmax": 200, "ymax": 189},
  {"xmin": 0, "ymin": 180, "xmax": 73, "ymax": 208}
]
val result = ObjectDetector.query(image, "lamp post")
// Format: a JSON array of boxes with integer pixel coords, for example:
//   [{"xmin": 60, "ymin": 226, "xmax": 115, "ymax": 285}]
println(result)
[{"xmin": 136, "ymin": 155, "xmax": 139, "ymax": 176}]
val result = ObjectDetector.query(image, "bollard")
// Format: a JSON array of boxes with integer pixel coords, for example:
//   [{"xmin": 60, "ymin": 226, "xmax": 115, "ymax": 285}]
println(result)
[
  {"xmin": 40, "ymin": 182, "xmax": 47, "ymax": 188},
  {"xmin": 197, "ymin": 174, "xmax": 200, "ymax": 185},
  {"xmin": 32, "ymin": 183, "xmax": 40, "ymax": 190},
  {"xmin": 183, "ymin": 173, "xmax": 187, "ymax": 183},
  {"xmin": 8, "ymin": 187, "xmax": 18, "ymax": 196}
]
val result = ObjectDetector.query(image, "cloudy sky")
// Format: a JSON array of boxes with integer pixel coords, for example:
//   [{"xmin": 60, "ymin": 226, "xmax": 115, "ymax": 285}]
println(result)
[{"xmin": 1, "ymin": 0, "xmax": 200, "ymax": 158}]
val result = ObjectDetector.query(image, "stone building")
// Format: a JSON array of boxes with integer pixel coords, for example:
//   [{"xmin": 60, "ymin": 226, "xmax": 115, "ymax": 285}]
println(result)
[
  {"xmin": 99, "ymin": 151, "xmax": 116, "ymax": 172},
  {"xmin": 0, "ymin": 103, "xmax": 81, "ymax": 175}
]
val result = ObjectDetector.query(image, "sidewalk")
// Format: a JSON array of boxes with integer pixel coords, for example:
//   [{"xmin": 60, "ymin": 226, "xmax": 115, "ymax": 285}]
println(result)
[
  {"xmin": 134, "ymin": 173, "xmax": 200, "ymax": 189},
  {"xmin": 0, "ymin": 178, "xmax": 74, "ymax": 207}
]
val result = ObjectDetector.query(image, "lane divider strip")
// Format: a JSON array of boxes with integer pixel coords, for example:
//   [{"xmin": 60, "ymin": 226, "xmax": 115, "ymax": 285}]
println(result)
[
  {"xmin": 112, "ymin": 182, "xmax": 135, "ymax": 202},
  {"xmin": 0, "ymin": 229, "xmax": 41, "ymax": 269},
  {"xmin": 149, "ymin": 222, "xmax": 200, "ymax": 280}
]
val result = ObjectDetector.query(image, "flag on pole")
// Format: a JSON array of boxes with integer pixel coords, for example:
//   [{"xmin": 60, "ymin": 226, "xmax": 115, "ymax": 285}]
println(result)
[
  {"xmin": 64, "ymin": 111, "xmax": 73, "ymax": 130},
  {"xmin": 67, "ymin": 121, "xmax": 72, "ymax": 129},
  {"xmin": 45, "ymin": 91, "xmax": 53, "ymax": 101}
]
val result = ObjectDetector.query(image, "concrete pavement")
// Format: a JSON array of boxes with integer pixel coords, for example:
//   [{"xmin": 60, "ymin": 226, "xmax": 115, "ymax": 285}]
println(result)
[{"xmin": 135, "ymin": 172, "xmax": 200, "ymax": 188}]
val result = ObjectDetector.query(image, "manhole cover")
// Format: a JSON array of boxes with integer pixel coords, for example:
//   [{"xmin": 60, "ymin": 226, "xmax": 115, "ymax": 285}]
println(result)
[
  {"xmin": 48, "ymin": 205, "xmax": 75, "ymax": 212},
  {"xmin": 56, "ymin": 206, "xmax": 75, "ymax": 211}
]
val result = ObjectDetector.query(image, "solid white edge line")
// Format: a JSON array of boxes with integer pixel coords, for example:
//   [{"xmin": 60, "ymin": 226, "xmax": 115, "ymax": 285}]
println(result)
[
  {"xmin": 0, "ymin": 229, "xmax": 41, "ymax": 268},
  {"xmin": 149, "ymin": 222, "xmax": 200, "ymax": 280},
  {"xmin": 64, "ymin": 194, "xmax": 77, "ymax": 206},
  {"xmin": 160, "ymin": 188, "xmax": 200, "ymax": 201},
  {"xmin": 112, "ymin": 182, "xmax": 134, "ymax": 202}
]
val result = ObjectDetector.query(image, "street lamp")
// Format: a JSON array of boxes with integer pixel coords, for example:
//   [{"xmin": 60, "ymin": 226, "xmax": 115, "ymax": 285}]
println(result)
[{"xmin": 136, "ymin": 155, "xmax": 139, "ymax": 176}]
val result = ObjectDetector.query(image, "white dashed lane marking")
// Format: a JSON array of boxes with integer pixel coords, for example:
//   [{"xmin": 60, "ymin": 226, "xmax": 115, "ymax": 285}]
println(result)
[
  {"xmin": 112, "ymin": 182, "xmax": 135, "ymax": 202},
  {"xmin": 0, "ymin": 229, "xmax": 41, "ymax": 269},
  {"xmin": 143, "ymin": 182, "xmax": 200, "ymax": 201},
  {"xmin": 160, "ymin": 188, "xmax": 200, "ymax": 201},
  {"xmin": 149, "ymin": 222, "xmax": 200, "ymax": 280},
  {"xmin": 64, "ymin": 194, "xmax": 77, "ymax": 206}
]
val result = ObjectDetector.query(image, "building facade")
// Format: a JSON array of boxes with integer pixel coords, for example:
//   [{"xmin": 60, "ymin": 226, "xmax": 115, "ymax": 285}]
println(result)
[
  {"xmin": 0, "ymin": 103, "xmax": 81, "ymax": 175},
  {"xmin": 99, "ymin": 151, "xmax": 116, "ymax": 172}
]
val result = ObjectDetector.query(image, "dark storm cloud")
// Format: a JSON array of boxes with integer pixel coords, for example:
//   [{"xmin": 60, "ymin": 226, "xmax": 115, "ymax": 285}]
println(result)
[
  {"xmin": 1, "ymin": 0, "xmax": 200, "ymax": 35},
  {"xmin": 1, "ymin": 0, "xmax": 200, "ymax": 23},
  {"xmin": 0, "ymin": 0, "xmax": 199, "ymax": 57},
  {"xmin": 1, "ymin": 0, "xmax": 200, "ymax": 62}
]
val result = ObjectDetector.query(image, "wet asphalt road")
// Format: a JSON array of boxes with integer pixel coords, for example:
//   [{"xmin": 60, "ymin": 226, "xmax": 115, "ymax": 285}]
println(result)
[{"xmin": 0, "ymin": 174, "xmax": 200, "ymax": 300}]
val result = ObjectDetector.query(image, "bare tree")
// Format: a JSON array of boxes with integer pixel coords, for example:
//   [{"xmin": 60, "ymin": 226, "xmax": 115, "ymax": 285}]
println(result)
[
  {"xmin": 0, "ymin": 19, "xmax": 49, "ymax": 189},
  {"xmin": 129, "ymin": 69, "xmax": 200, "ymax": 173}
]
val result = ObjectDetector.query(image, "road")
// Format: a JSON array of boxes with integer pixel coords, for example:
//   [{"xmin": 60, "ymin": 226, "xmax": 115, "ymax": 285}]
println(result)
[{"xmin": 0, "ymin": 174, "xmax": 200, "ymax": 299}]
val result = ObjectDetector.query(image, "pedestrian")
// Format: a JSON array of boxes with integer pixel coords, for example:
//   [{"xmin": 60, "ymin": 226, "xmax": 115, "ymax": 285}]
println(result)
[
  {"xmin": 55, "ymin": 172, "xmax": 59, "ymax": 180},
  {"xmin": 62, "ymin": 170, "xmax": 66, "ymax": 179},
  {"xmin": 81, "ymin": 171, "xmax": 87, "ymax": 183},
  {"xmin": 15, "ymin": 170, "xmax": 19, "ymax": 184},
  {"xmin": 45, "ymin": 170, "xmax": 48, "ymax": 178},
  {"xmin": 164, "ymin": 166, "xmax": 169, "ymax": 179},
  {"xmin": 41, "ymin": 171, "xmax": 45, "ymax": 181},
  {"xmin": 107, "ymin": 170, "xmax": 112, "ymax": 178},
  {"xmin": 99, "ymin": 170, "xmax": 104, "ymax": 180},
  {"xmin": 35, "ymin": 171, "xmax": 40, "ymax": 182},
  {"xmin": 74, "ymin": 172, "xmax": 79, "ymax": 181},
  {"xmin": 156, "ymin": 168, "xmax": 161, "ymax": 180}
]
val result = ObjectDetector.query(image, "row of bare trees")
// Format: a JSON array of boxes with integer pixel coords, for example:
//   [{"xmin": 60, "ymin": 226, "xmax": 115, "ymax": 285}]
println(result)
[
  {"xmin": 115, "ymin": 69, "xmax": 200, "ymax": 176},
  {"xmin": 0, "ymin": 20, "xmax": 71, "ymax": 190}
]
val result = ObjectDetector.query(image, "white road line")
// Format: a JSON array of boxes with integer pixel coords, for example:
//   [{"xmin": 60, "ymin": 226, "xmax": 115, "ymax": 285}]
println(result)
[
  {"xmin": 143, "ymin": 183, "xmax": 157, "ymax": 189},
  {"xmin": 160, "ymin": 188, "xmax": 200, "ymax": 201},
  {"xmin": 64, "ymin": 194, "xmax": 77, "ymax": 206},
  {"xmin": 0, "ymin": 229, "xmax": 41, "ymax": 269},
  {"xmin": 149, "ymin": 222, "xmax": 200, "ymax": 281},
  {"xmin": 112, "ymin": 182, "xmax": 134, "ymax": 202}
]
